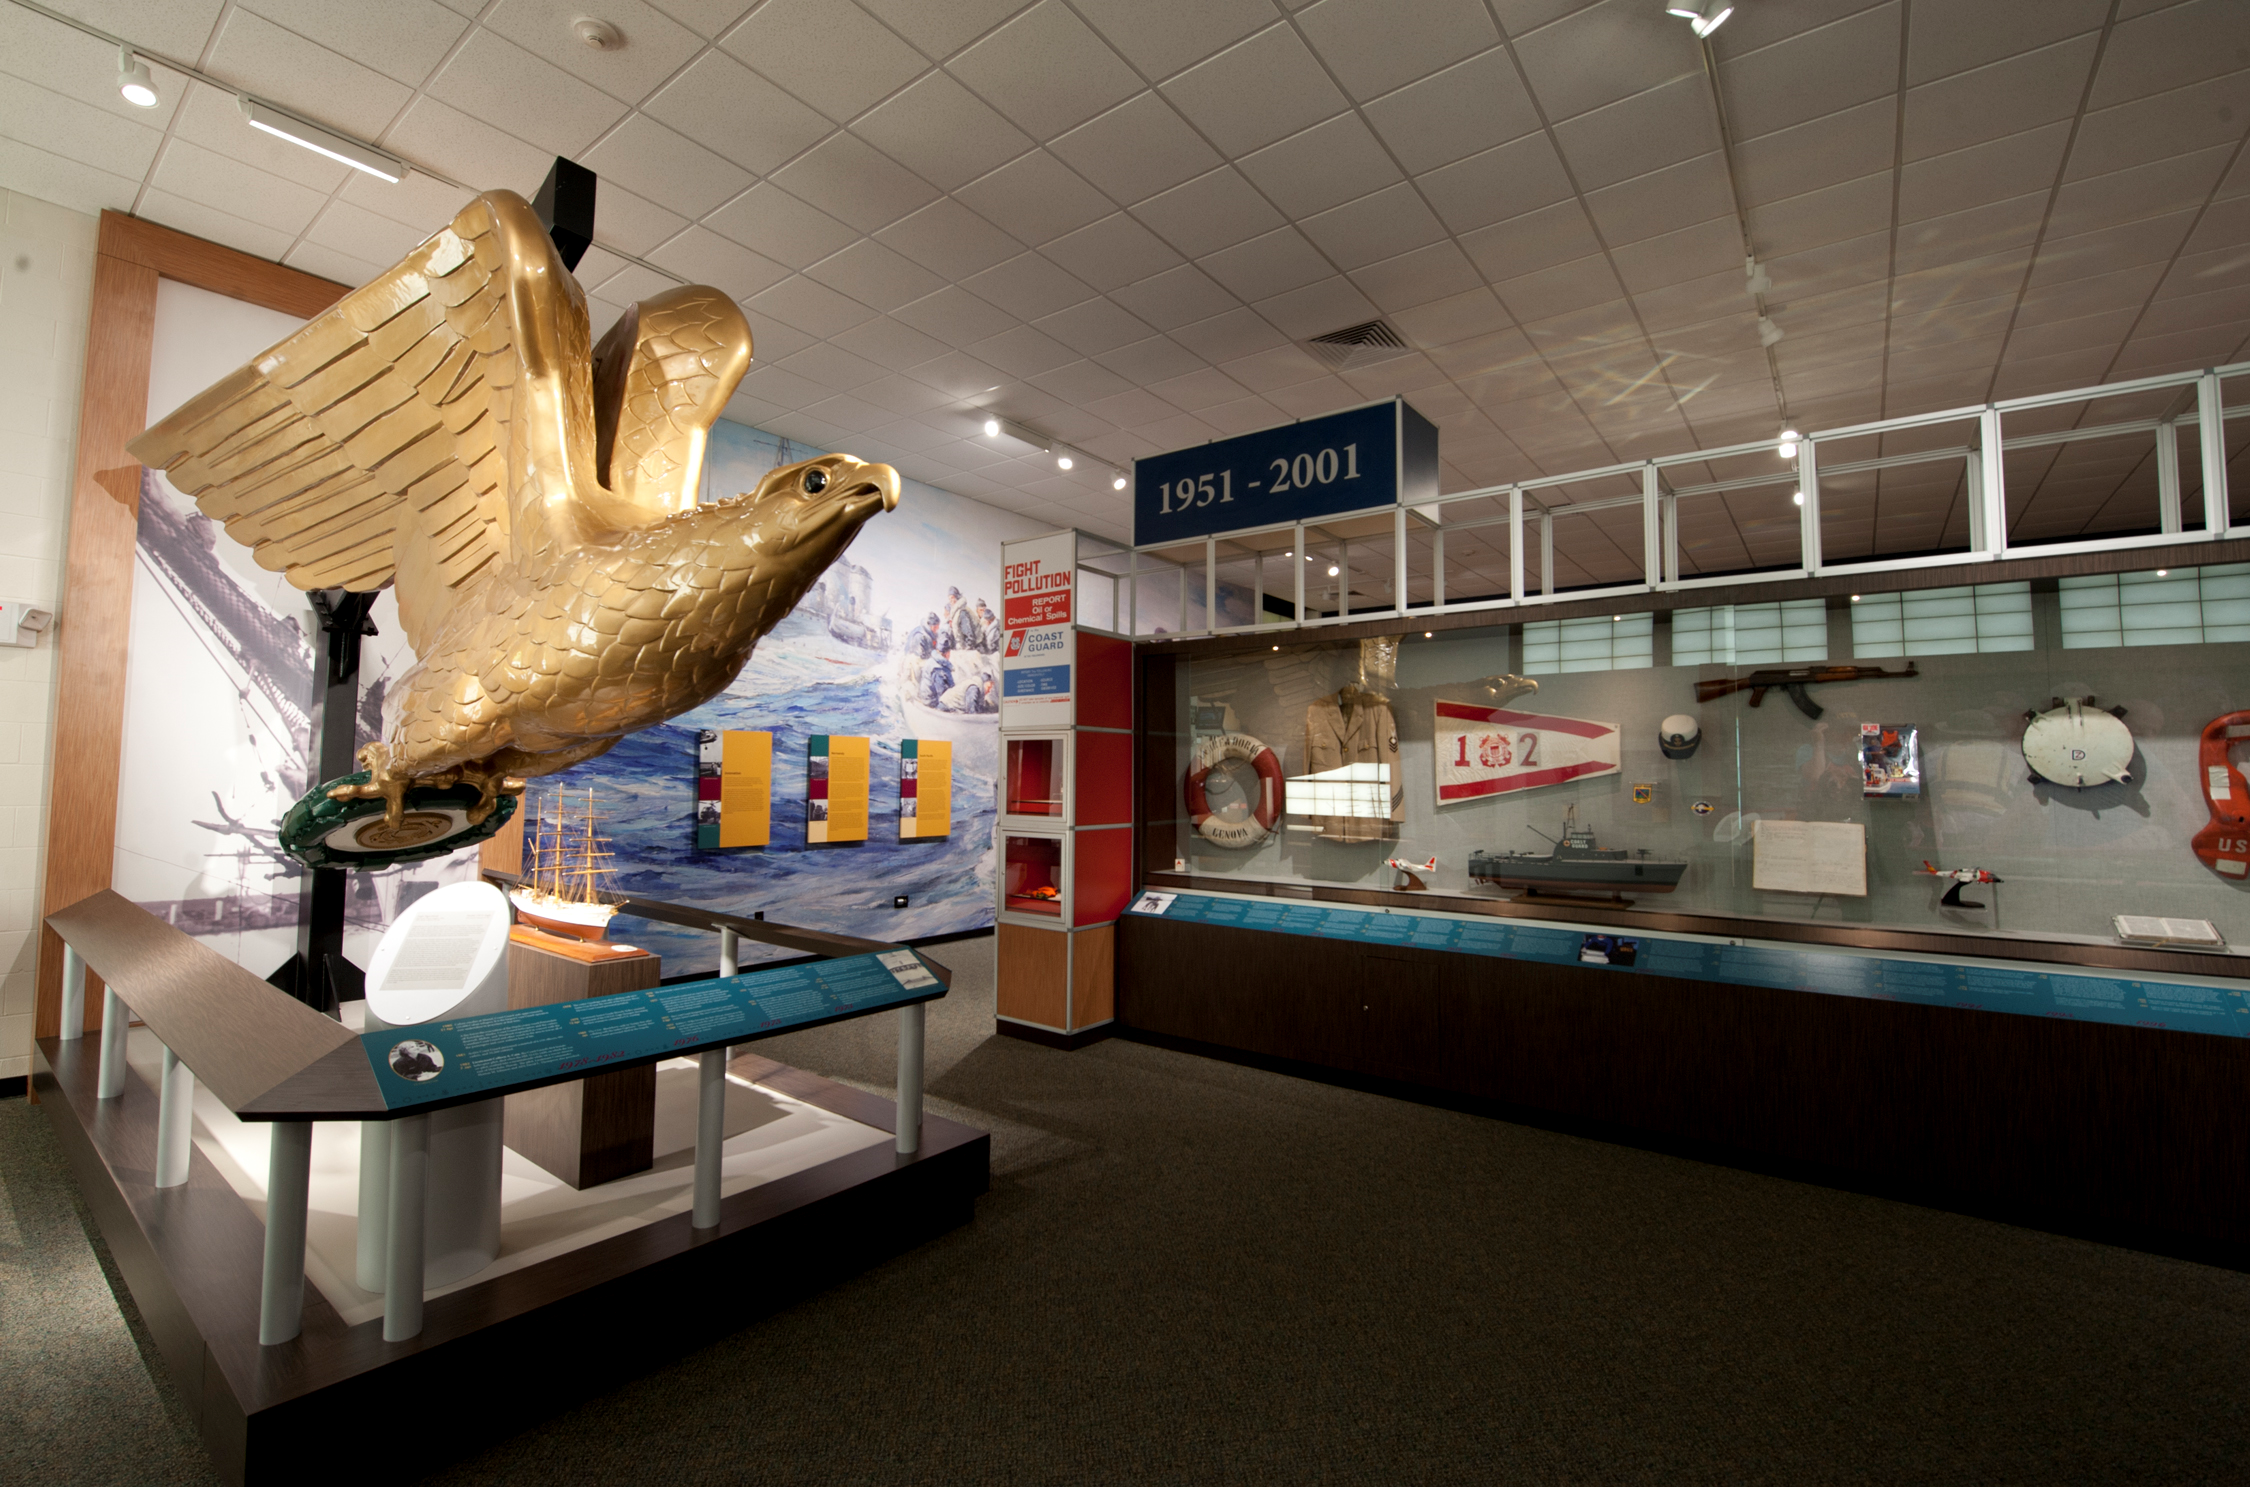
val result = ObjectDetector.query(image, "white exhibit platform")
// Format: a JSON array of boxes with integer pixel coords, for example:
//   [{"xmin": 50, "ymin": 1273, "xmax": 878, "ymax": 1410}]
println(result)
[{"xmin": 121, "ymin": 1018, "xmax": 893, "ymax": 1327}]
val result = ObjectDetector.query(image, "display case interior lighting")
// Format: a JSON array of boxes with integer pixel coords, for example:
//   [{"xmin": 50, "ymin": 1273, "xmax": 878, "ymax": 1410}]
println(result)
[
  {"xmin": 1664, "ymin": 0, "xmax": 1734, "ymax": 37},
  {"xmin": 118, "ymin": 47, "xmax": 157, "ymax": 107},
  {"xmin": 238, "ymin": 97, "xmax": 404, "ymax": 182},
  {"xmin": 1285, "ymin": 763, "xmax": 1392, "ymax": 821}
]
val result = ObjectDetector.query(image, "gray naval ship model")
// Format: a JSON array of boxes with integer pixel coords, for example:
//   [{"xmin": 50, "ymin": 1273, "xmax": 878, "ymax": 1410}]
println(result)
[{"xmin": 1468, "ymin": 805, "xmax": 1688, "ymax": 897}]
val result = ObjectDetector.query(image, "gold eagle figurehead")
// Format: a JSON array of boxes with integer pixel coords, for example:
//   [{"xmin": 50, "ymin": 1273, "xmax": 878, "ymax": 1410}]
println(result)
[{"xmin": 128, "ymin": 189, "xmax": 901, "ymax": 868}]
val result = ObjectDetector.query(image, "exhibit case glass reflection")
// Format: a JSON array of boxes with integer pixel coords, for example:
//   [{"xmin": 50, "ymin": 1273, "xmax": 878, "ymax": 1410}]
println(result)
[{"xmin": 1144, "ymin": 562, "xmax": 2250, "ymax": 955}]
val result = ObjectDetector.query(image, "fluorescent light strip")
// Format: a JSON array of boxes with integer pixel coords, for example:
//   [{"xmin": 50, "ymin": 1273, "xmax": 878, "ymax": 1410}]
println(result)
[{"xmin": 239, "ymin": 96, "xmax": 404, "ymax": 183}]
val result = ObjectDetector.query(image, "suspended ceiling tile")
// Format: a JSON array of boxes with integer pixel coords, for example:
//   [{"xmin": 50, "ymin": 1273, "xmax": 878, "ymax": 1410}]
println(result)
[
  {"xmin": 2068, "ymin": 70, "xmax": 2250, "ymax": 183},
  {"xmin": 1068, "ymin": 0, "xmax": 1279, "ymax": 81},
  {"xmin": 482, "ymin": 0, "xmax": 704, "ymax": 101},
  {"xmin": 2026, "ymin": 214, "xmax": 2197, "ymax": 290},
  {"xmin": 963, "ymin": 250, "xmax": 1094, "ymax": 320},
  {"xmin": 1890, "ymin": 192, "xmax": 2047, "ymax": 275},
  {"xmin": 2156, "ymin": 243, "xmax": 2250, "ymax": 300},
  {"xmin": 1750, "ymin": 171, "xmax": 1893, "ymax": 259},
  {"xmin": 1168, "ymin": 306, "xmax": 1289, "ymax": 363},
  {"xmin": 135, "ymin": 185, "xmax": 295, "ymax": 260},
  {"xmin": 1161, "ymin": 22, "xmax": 1348, "ymax": 158},
  {"xmin": 1091, "ymin": 333, "xmax": 1206, "ymax": 385},
  {"xmin": 749, "ymin": 273, "xmax": 882, "ymax": 339},
  {"xmin": 1034, "ymin": 296, "xmax": 1159, "ymax": 357},
  {"xmin": 1901, "ymin": 35, "xmax": 2100, "ymax": 162},
  {"xmin": 720, "ymin": 0, "xmax": 928, "ymax": 124},
  {"xmin": 803, "ymin": 238, "xmax": 945, "ymax": 312},
  {"xmin": 1110, "ymin": 262, "xmax": 1238, "ymax": 330},
  {"xmin": 1737, "ymin": 19, "xmax": 1903, "ymax": 143},
  {"xmin": 244, "ymin": 0, "xmax": 470, "ymax": 87},
  {"xmin": 2090, "ymin": 0, "xmax": 2250, "ymax": 111},
  {"xmin": 1418, "ymin": 132, "xmax": 1576, "ymax": 236},
  {"xmin": 1392, "ymin": 288, "xmax": 1515, "ymax": 351},
  {"xmin": 1042, "ymin": 213, "xmax": 1184, "ymax": 292},
  {"xmin": 772, "ymin": 131, "xmax": 941, "ymax": 234},
  {"xmin": 0, "ymin": 73, "xmax": 164, "ymax": 184},
  {"xmin": 1360, "ymin": 45, "xmax": 1541, "ymax": 176},
  {"xmin": 1493, "ymin": 254, "xmax": 1626, "ymax": 326},
  {"xmin": 1630, "ymin": 268, "xmax": 1749, "ymax": 334},
  {"xmin": 1252, "ymin": 274, "xmax": 1379, "ymax": 339},
  {"xmin": 583, "ymin": 115, "xmax": 754, "ymax": 219},
  {"xmin": 1609, "ymin": 216, "xmax": 1740, "ymax": 297},
  {"xmin": 2044, "ymin": 145, "xmax": 2234, "ymax": 242},
  {"xmin": 1130, "ymin": 165, "xmax": 1287, "ymax": 258},
  {"xmin": 1294, "ymin": 0, "xmax": 1499, "ymax": 104},
  {"xmin": 1550, "ymin": 76, "xmax": 1718, "ymax": 195},
  {"xmin": 1265, "ymin": 376, "xmax": 1365, "ymax": 418},
  {"xmin": 1048, "ymin": 93, "xmax": 1221, "ymax": 207},
  {"xmin": 950, "ymin": 1, "xmax": 1142, "ymax": 138},
  {"xmin": 1219, "ymin": 343, "xmax": 1331, "ymax": 393},
  {"xmin": 1199, "ymin": 226, "xmax": 1335, "ymax": 301},
  {"xmin": 1510, "ymin": 0, "xmax": 1695, "ymax": 125},
  {"xmin": 1898, "ymin": 124, "xmax": 2069, "ymax": 225},
  {"xmin": 66, "ymin": 0, "xmax": 224, "ymax": 58},
  {"xmin": 1238, "ymin": 113, "xmax": 1403, "ymax": 220},
  {"xmin": 709, "ymin": 182, "xmax": 860, "ymax": 270},
  {"xmin": 970, "ymin": 323, "xmax": 1078, "ymax": 378},
  {"xmin": 282, "ymin": 238, "xmax": 382, "ymax": 288},
  {"xmin": 1582, "ymin": 152, "xmax": 1732, "ymax": 249},
  {"xmin": 854, "ymin": 371, "xmax": 956, "ymax": 418},
  {"xmin": 1348, "ymin": 239, "xmax": 1485, "ymax": 313},
  {"xmin": 301, "ymin": 198, "xmax": 430, "ymax": 266},
  {"xmin": 1762, "ymin": 229, "xmax": 1890, "ymax": 300},
  {"xmin": 337, "ymin": 168, "xmax": 469, "ymax": 235},
  {"xmin": 643, "ymin": 52, "xmax": 834, "ymax": 176},
  {"xmin": 780, "ymin": 339, "xmax": 892, "ymax": 391},
  {"xmin": 1459, "ymin": 199, "xmax": 1603, "ymax": 286},
  {"xmin": 1027, "ymin": 357, "xmax": 1136, "ymax": 405},
  {"xmin": 952, "ymin": 147, "xmax": 1109, "ymax": 245},
  {"xmin": 149, "ymin": 136, "xmax": 328, "ymax": 234},
  {"xmin": 830, "ymin": 314, "xmax": 953, "ymax": 375},
  {"xmin": 1731, "ymin": 98, "xmax": 1892, "ymax": 212},
  {"xmin": 856, "ymin": 0, "xmax": 1028, "ymax": 60},
  {"xmin": 424, "ymin": 26, "xmax": 626, "ymax": 156},
  {"xmin": 588, "ymin": 181, "xmax": 688, "ymax": 256}
]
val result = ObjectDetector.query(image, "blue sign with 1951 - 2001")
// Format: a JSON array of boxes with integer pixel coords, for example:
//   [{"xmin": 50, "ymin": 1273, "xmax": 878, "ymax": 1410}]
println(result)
[{"xmin": 1132, "ymin": 398, "xmax": 1439, "ymax": 545}]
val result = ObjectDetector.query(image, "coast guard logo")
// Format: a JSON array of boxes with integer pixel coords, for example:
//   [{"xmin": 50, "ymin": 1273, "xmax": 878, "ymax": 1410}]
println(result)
[{"xmin": 1005, "ymin": 629, "xmax": 1025, "ymax": 657}]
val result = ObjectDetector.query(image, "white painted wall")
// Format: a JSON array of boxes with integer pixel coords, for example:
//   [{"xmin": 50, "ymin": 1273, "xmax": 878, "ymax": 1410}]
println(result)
[{"xmin": 0, "ymin": 188, "xmax": 94, "ymax": 1084}]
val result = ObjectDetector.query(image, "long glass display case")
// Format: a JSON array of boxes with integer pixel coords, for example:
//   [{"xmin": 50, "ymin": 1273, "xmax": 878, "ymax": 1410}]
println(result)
[{"xmin": 1143, "ymin": 559, "xmax": 2250, "ymax": 959}]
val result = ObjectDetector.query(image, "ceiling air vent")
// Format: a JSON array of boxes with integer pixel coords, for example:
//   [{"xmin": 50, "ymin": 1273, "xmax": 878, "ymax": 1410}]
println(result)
[{"xmin": 1303, "ymin": 318, "xmax": 1409, "ymax": 371}]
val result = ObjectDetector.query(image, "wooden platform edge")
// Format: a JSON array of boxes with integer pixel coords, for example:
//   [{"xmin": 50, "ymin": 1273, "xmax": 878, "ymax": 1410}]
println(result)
[{"xmin": 36, "ymin": 1037, "xmax": 989, "ymax": 1487}]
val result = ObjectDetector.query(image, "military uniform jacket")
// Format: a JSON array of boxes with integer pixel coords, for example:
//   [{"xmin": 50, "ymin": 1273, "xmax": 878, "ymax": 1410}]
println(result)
[{"xmin": 1304, "ymin": 690, "xmax": 1403, "ymax": 842}]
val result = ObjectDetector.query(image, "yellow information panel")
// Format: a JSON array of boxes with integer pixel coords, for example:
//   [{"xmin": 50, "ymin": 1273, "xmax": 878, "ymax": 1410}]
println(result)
[
  {"xmin": 720, "ymin": 730, "xmax": 771, "ymax": 847},
  {"xmin": 900, "ymin": 738, "xmax": 952, "ymax": 839},
  {"xmin": 807, "ymin": 735, "xmax": 869, "ymax": 844}
]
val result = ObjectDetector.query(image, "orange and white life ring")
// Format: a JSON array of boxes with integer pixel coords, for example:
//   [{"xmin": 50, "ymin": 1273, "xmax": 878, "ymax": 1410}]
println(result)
[
  {"xmin": 2193, "ymin": 711, "xmax": 2250, "ymax": 878},
  {"xmin": 1185, "ymin": 732, "xmax": 1282, "ymax": 849}
]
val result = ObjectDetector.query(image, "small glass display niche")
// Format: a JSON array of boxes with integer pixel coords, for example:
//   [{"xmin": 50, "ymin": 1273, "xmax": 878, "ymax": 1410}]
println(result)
[
  {"xmin": 1156, "ymin": 567, "xmax": 2250, "ymax": 955},
  {"xmin": 1003, "ymin": 832, "xmax": 1064, "ymax": 917},
  {"xmin": 1005, "ymin": 736, "xmax": 1064, "ymax": 819}
]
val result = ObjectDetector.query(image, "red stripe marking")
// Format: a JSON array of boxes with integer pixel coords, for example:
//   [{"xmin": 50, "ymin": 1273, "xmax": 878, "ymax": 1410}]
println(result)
[
  {"xmin": 1433, "ymin": 702, "xmax": 1614, "ymax": 739},
  {"xmin": 1437, "ymin": 760, "xmax": 1615, "ymax": 800}
]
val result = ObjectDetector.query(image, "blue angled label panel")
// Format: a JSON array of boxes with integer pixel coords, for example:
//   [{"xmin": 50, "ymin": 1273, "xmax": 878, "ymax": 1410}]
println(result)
[
  {"xmin": 362, "ymin": 950, "xmax": 941, "ymax": 1109},
  {"xmin": 1124, "ymin": 893, "xmax": 2250, "ymax": 1041}
]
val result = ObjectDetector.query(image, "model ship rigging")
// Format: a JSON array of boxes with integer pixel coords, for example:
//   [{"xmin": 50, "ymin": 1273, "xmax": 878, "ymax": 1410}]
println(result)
[
  {"xmin": 1468, "ymin": 805, "xmax": 1688, "ymax": 898},
  {"xmin": 510, "ymin": 788, "xmax": 620, "ymax": 941}
]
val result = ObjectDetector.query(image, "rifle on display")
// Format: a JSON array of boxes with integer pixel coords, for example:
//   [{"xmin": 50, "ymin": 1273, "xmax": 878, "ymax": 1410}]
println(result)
[{"xmin": 1693, "ymin": 663, "xmax": 1919, "ymax": 720}]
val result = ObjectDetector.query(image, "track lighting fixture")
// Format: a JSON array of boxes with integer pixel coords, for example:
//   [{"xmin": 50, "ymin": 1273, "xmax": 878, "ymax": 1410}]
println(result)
[
  {"xmin": 1756, "ymin": 315, "xmax": 1784, "ymax": 348},
  {"xmin": 1744, "ymin": 255, "xmax": 1771, "ymax": 297},
  {"xmin": 1112, "ymin": 474, "xmax": 1126, "ymax": 490},
  {"xmin": 1056, "ymin": 455, "xmax": 1073, "ymax": 470},
  {"xmin": 239, "ymin": 97, "xmax": 404, "ymax": 181},
  {"xmin": 982, "ymin": 418, "xmax": 1000, "ymax": 437},
  {"xmin": 1664, "ymin": 0, "xmax": 1733, "ymax": 38},
  {"xmin": 118, "ymin": 47, "xmax": 157, "ymax": 107},
  {"xmin": 1792, "ymin": 490, "xmax": 1805, "ymax": 507},
  {"xmin": 1777, "ymin": 429, "xmax": 1799, "ymax": 460}
]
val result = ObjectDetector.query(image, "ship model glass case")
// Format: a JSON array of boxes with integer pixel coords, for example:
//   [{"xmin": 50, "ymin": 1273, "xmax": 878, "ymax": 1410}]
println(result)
[
  {"xmin": 1146, "ymin": 564, "xmax": 2250, "ymax": 955},
  {"xmin": 1004, "ymin": 735, "xmax": 1069, "ymax": 824},
  {"xmin": 1002, "ymin": 830, "xmax": 1067, "ymax": 920}
]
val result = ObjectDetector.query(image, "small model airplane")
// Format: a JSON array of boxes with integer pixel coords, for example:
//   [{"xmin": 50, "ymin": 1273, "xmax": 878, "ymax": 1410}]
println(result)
[
  {"xmin": 1921, "ymin": 861, "xmax": 2003, "ymax": 910},
  {"xmin": 1385, "ymin": 854, "xmax": 1438, "ymax": 892}
]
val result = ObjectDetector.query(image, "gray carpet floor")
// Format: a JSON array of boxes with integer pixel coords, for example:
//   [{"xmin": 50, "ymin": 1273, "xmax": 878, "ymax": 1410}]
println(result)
[{"xmin": 8, "ymin": 933, "xmax": 2250, "ymax": 1484}]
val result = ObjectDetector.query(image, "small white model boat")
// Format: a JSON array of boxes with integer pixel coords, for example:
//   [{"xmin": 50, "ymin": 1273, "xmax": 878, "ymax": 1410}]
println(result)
[{"xmin": 509, "ymin": 788, "xmax": 620, "ymax": 942}]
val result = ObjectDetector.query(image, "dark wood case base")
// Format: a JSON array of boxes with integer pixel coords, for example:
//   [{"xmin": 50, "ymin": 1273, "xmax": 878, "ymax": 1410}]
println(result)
[
  {"xmin": 1117, "ymin": 914, "xmax": 2250, "ymax": 1263},
  {"xmin": 36, "ymin": 1035, "xmax": 987, "ymax": 1487}
]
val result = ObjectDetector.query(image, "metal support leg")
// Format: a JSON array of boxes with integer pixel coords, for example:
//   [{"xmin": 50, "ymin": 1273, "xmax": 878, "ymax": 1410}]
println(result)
[
  {"xmin": 896, "ymin": 1002, "xmax": 925, "ymax": 1156},
  {"xmin": 259, "ymin": 1121, "xmax": 313, "ymax": 1345},
  {"xmin": 692, "ymin": 1048, "xmax": 725, "ymax": 1229},
  {"xmin": 719, "ymin": 926, "xmax": 739, "ymax": 977},
  {"xmin": 383, "ymin": 1113, "xmax": 430, "ymax": 1342},
  {"xmin": 96, "ymin": 987, "xmax": 128, "ymax": 1099},
  {"xmin": 356, "ymin": 1121, "xmax": 390, "ymax": 1291},
  {"xmin": 155, "ymin": 1044, "xmax": 194, "ymax": 1188},
  {"xmin": 60, "ymin": 943, "xmax": 84, "ymax": 1041}
]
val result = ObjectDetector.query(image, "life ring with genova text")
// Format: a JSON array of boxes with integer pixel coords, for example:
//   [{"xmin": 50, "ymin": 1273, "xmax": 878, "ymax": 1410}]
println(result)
[
  {"xmin": 2193, "ymin": 711, "xmax": 2250, "ymax": 879},
  {"xmin": 1184, "ymin": 732, "xmax": 1282, "ymax": 849}
]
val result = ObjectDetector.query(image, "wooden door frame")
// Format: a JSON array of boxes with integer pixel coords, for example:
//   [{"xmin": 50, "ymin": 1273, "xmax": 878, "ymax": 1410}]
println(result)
[{"xmin": 36, "ymin": 213, "xmax": 345, "ymax": 1040}]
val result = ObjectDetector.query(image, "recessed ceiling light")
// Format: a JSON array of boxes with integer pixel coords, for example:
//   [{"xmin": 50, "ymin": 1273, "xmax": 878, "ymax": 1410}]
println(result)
[
  {"xmin": 1757, "ymin": 315, "xmax": 1784, "ymax": 347},
  {"xmin": 118, "ymin": 47, "xmax": 157, "ymax": 108},
  {"xmin": 1664, "ymin": 0, "xmax": 1733, "ymax": 38},
  {"xmin": 982, "ymin": 418, "xmax": 999, "ymax": 437},
  {"xmin": 238, "ymin": 97, "xmax": 403, "ymax": 182}
]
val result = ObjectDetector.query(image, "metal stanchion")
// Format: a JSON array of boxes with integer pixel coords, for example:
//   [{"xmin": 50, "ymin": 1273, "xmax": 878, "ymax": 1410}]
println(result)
[
  {"xmin": 356, "ymin": 1121, "xmax": 390, "ymax": 1291},
  {"xmin": 154, "ymin": 1044, "xmax": 194, "ymax": 1188},
  {"xmin": 96, "ymin": 986, "xmax": 129, "ymax": 1099},
  {"xmin": 258, "ymin": 1121, "xmax": 313, "ymax": 1345},
  {"xmin": 59, "ymin": 943, "xmax": 84, "ymax": 1041},
  {"xmin": 896, "ymin": 1002, "xmax": 924, "ymax": 1156},
  {"xmin": 692, "ymin": 1048, "xmax": 725, "ymax": 1230},
  {"xmin": 719, "ymin": 925, "xmax": 739, "ymax": 976},
  {"xmin": 383, "ymin": 1114, "xmax": 430, "ymax": 1342}
]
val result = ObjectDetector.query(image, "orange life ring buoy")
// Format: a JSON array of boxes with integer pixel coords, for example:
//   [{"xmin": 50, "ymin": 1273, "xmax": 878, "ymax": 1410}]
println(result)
[
  {"xmin": 2193, "ymin": 711, "xmax": 2250, "ymax": 878},
  {"xmin": 1185, "ymin": 732, "xmax": 1282, "ymax": 849}
]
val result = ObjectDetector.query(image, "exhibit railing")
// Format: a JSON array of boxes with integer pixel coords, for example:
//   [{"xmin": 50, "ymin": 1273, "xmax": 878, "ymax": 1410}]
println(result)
[
  {"xmin": 42, "ymin": 890, "xmax": 947, "ymax": 1351},
  {"xmin": 1107, "ymin": 360, "xmax": 2250, "ymax": 639}
]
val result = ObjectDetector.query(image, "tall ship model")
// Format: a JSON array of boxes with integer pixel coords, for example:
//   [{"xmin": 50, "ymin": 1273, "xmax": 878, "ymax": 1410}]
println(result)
[
  {"xmin": 1468, "ymin": 806, "xmax": 1688, "ymax": 896},
  {"xmin": 510, "ymin": 788, "xmax": 620, "ymax": 940}
]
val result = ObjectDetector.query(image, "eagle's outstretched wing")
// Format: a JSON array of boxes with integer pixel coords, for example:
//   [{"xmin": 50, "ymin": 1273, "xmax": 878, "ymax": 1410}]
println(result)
[{"xmin": 127, "ymin": 189, "xmax": 751, "ymax": 655}]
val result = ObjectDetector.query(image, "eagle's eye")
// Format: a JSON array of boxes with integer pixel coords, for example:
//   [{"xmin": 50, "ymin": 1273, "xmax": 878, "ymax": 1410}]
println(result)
[{"xmin": 801, "ymin": 468, "xmax": 829, "ymax": 495}]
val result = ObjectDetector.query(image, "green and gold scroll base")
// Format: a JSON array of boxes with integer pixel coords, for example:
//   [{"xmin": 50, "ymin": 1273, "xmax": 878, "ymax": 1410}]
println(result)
[{"xmin": 279, "ymin": 771, "xmax": 520, "ymax": 871}]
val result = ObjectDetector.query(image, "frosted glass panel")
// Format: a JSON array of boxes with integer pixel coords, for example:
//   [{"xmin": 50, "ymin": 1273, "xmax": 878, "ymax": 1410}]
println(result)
[{"xmin": 1523, "ymin": 613, "xmax": 1653, "ymax": 673}]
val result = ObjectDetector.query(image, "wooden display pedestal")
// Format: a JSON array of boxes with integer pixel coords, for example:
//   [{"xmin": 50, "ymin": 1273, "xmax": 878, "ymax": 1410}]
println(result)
[
  {"xmin": 995, "ymin": 921, "xmax": 1114, "ymax": 1049},
  {"xmin": 502, "ymin": 930, "xmax": 659, "ymax": 1188}
]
